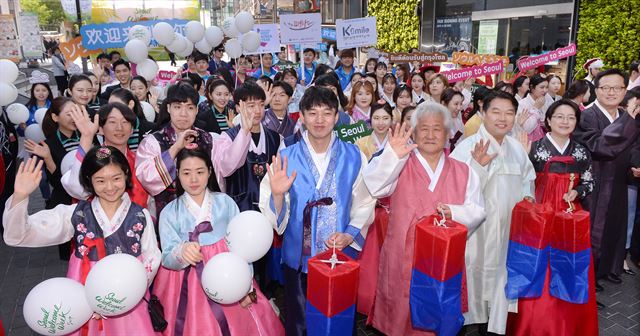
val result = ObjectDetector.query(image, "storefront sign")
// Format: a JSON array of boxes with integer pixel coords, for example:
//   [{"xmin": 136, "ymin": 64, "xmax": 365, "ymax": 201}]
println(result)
[
  {"xmin": 389, "ymin": 52, "xmax": 448, "ymax": 63},
  {"xmin": 245, "ymin": 24, "xmax": 280, "ymax": 55},
  {"xmin": 60, "ymin": 36, "xmax": 100, "ymax": 61},
  {"xmin": 335, "ymin": 17, "xmax": 377, "ymax": 49},
  {"xmin": 434, "ymin": 16, "xmax": 472, "ymax": 56},
  {"xmin": 516, "ymin": 43, "xmax": 577, "ymax": 71},
  {"xmin": 80, "ymin": 19, "xmax": 188, "ymax": 50},
  {"xmin": 451, "ymin": 52, "xmax": 509, "ymax": 66},
  {"xmin": 477, "ymin": 20, "xmax": 499, "ymax": 55},
  {"xmin": 442, "ymin": 61, "xmax": 504, "ymax": 83},
  {"xmin": 280, "ymin": 13, "xmax": 322, "ymax": 44},
  {"xmin": 335, "ymin": 121, "xmax": 372, "ymax": 144},
  {"xmin": 322, "ymin": 27, "xmax": 336, "ymax": 41}
]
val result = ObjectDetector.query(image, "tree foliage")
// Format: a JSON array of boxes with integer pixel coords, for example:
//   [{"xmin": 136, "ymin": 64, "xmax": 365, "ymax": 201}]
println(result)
[
  {"xmin": 575, "ymin": 0, "xmax": 640, "ymax": 76},
  {"xmin": 20, "ymin": 0, "xmax": 66, "ymax": 27},
  {"xmin": 368, "ymin": 0, "xmax": 420, "ymax": 52}
]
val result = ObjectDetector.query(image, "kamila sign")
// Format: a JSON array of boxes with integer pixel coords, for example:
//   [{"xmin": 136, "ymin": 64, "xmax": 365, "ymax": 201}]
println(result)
[
  {"xmin": 516, "ymin": 43, "xmax": 577, "ymax": 71},
  {"xmin": 336, "ymin": 17, "xmax": 377, "ymax": 49}
]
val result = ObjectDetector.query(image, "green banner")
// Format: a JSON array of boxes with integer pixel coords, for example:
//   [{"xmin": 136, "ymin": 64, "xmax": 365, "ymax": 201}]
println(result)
[{"xmin": 335, "ymin": 121, "xmax": 372, "ymax": 144}]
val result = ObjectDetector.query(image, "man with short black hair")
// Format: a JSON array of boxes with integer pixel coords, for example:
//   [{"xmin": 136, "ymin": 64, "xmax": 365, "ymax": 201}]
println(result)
[
  {"xmin": 259, "ymin": 86, "xmax": 375, "ymax": 336},
  {"xmin": 101, "ymin": 59, "xmax": 132, "ymax": 100},
  {"xmin": 335, "ymin": 49, "xmax": 356, "ymax": 91},
  {"xmin": 208, "ymin": 44, "xmax": 229, "ymax": 73},
  {"xmin": 108, "ymin": 50, "xmax": 121, "ymax": 63},
  {"xmin": 451, "ymin": 90, "xmax": 536, "ymax": 334},
  {"xmin": 263, "ymin": 81, "xmax": 296, "ymax": 137},
  {"xmin": 297, "ymin": 48, "xmax": 317, "ymax": 87},
  {"xmin": 573, "ymin": 69, "xmax": 640, "ymax": 286}
]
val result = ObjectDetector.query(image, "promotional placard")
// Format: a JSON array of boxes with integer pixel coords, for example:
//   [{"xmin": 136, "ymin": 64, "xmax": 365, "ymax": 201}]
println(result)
[
  {"xmin": 279, "ymin": 13, "xmax": 322, "ymax": 44},
  {"xmin": 451, "ymin": 52, "xmax": 509, "ymax": 66},
  {"xmin": 388, "ymin": 52, "xmax": 448, "ymax": 63},
  {"xmin": 80, "ymin": 19, "xmax": 188, "ymax": 50},
  {"xmin": 442, "ymin": 61, "xmax": 504, "ymax": 83},
  {"xmin": 335, "ymin": 17, "xmax": 377, "ymax": 49},
  {"xmin": 477, "ymin": 20, "xmax": 499, "ymax": 55},
  {"xmin": 17, "ymin": 13, "xmax": 43, "ymax": 59},
  {"xmin": 60, "ymin": 36, "xmax": 100, "ymax": 61},
  {"xmin": 245, "ymin": 24, "xmax": 281, "ymax": 55},
  {"xmin": 335, "ymin": 121, "xmax": 372, "ymax": 144},
  {"xmin": 516, "ymin": 44, "xmax": 577, "ymax": 71}
]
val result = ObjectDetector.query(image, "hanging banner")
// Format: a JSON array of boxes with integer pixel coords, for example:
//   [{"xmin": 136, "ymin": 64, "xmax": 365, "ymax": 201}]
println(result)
[
  {"xmin": 59, "ymin": 36, "xmax": 100, "ymax": 61},
  {"xmin": 87, "ymin": 0, "xmax": 199, "ymax": 24},
  {"xmin": 452, "ymin": 52, "xmax": 509, "ymax": 66},
  {"xmin": 388, "ymin": 52, "xmax": 448, "ymax": 63},
  {"xmin": 0, "ymin": 15, "xmax": 21, "ymax": 61},
  {"xmin": 80, "ymin": 19, "xmax": 188, "ymax": 50},
  {"xmin": 335, "ymin": 17, "xmax": 377, "ymax": 49},
  {"xmin": 434, "ymin": 16, "xmax": 472, "ymax": 57},
  {"xmin": 477, "ymin": 20, "xmax": 499, "ymax": 55},
  {"xmin": 245, "ymin": 24, "xmax": 281, "ymax": 55},
  {"xmin": 516, "ymin": 44, "xmax": 577, "ymax": 71},
  {"xmin": 442, "ymin": 61, "xmax": 504, "ymax": 83},
  {"xmin": 17, "ymin": 13, "xmax": 44, "ymax": 59},
  {"xmin": 280, "ymin": 13, "xmax": 322, "ymax": 44},
  {"xmin": 60, "ymin": 0, "xmax": 92, "ymax": 21}
]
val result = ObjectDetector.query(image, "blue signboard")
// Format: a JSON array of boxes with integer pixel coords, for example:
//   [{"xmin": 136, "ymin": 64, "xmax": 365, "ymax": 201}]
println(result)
[
  {"xmin": 80, "ymin": 19, "xmax": 188, "ymax": 50},
  {"xmin": 293, "ymin": 43, "xmax": 328, "ymax": 52},
  {"xmin": 322, "ymin": 27, "xmax": 336, "ymax": 41}
]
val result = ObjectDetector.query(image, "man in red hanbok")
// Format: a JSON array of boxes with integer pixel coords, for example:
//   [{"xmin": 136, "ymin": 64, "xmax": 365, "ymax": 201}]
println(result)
[{"xmin": 364, "ymin": 102, "xmax": 486, "ymax": 335}]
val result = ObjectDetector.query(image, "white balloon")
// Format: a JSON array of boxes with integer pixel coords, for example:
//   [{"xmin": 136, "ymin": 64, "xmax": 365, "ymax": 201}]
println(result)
[
  {"xmin": 24, "ymin": 124, "xmax": 45, "ymax": 142},
  {"xmin": 136, "ymin": 59, "xmax": 159, "ymax": 82},
  {"xmin": 140, "ymin": 101, "xmax": 156, "ymax": 122},
  {"xmin": 224, "ymin": 39, "xmax": 243, "ymax": 59},
  {"xmin": 167, "ymin": 34, "xmax": 187, "ymax": 54},
  {"xmin": 128, "ymin": 25, "xmax": 151, "ymax": 46},
  {"xmin": 124, "ymin": 39, "xmax": 148, "ymax": 64},
  {"xmin": 235, "ymin": 11, "xmax": 255, "ymax": 34},
  {"xmin": 195, "ymin": 38, "xmax": 212, "ymax": 54},
  {"xmin": 177, "ymin": 40, "xmax": 194, "ymax": 58},
  {"xmin": 222, "ymin": 17, "xmax": 239, "ymax": 38},
  {"xmin": 201, "ymin": 252, "xmax": 252, "ymax": 304},
  {"xmin": 205, "ymin": 26, "xmax": 224, "ymax": 49},
  {"xmin": 225, "ymin": 211, "xmax": 274, "ymax": 262},
  {"xmin": 152, "ymin": 22, "xmax": 176, "ymax": 46},
  {"xmin": 0, "ymin": 59, "xmax": 19, "ymax": 83},
  {"xmin": 85, "ymin": 254, "xmax": 147, "ymax": 317},
  {"xmin": 0, "ymin": 82, "xmax": 18, "ymax": 105},
  {"xmin": 241, "ymin": 31, "xmax": 261, "ymax": 53},
  {"xmin": 23, "ymin": 277, "xmax": 93, "ymax": 335},
  {"xmin": 185, "ymin": 21, "xmax": 205, "ymax": 43},
  {"xmin": 34, "ymin": 107, "xmax": 47, "ymax": 124},
  {"xmin": 6, "ymin": 103, "xmax": 29, "ymax": 124},
  {"xmin": 60, "ymin": 150, "xmax": 77, "ymax": 175}
]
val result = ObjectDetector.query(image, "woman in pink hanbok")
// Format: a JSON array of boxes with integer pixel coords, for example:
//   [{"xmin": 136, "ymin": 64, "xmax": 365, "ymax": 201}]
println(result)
[{"xmin": 152, "ymin": 147, "xmax": 284, "ymax": 336}]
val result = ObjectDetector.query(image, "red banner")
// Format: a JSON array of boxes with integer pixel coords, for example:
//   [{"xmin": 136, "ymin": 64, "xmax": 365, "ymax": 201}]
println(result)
[{"xmin": 441, "ymin": 61, "xmax": 504, "ymax": 83}]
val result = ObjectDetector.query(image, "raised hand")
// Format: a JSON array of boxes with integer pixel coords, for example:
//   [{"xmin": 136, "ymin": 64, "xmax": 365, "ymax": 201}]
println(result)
[
  {"xmin": 258, "ymin": 81, "xmax": 273, "ymax": 106},
  {"xmin": 24, "ymin": 139, "xmax": 51, "ymax": 160},
  {"xmin": 517, "ymin": 107, "xmax": 530, "ymax": 127},
  {"xmin": 267, "ymin": 154, "xmax": 296, "ymax": 197},
  {"xmin": 631, "ymin": 167, "xmax": 640, "ymax": 178},
  {"xmin": 517, "ymin": 130, "xmax": 532, "ymax": 154},
  {"xmin": 169, "ymin": 129, "xmax": 199, "ymax": 158},
  {"xmin": 13, "ymin": 157, "xmax": 44, "ymax": 201},
  {"xmin": 238, "ymin": 100, "xmax": 256, "ymax": 133},
  {"xmin": 534, "ymin": 96, "xmax": 546, "ymax": 109},
  {"xmin": 471, "ymin": 139, "xmax": 497, "ymax": 167},
  {"xmin": 69, "ymin": 103, "xmax": 99, "ymax": 137},
  {"xmin": 388, "ymin": 122, "xmax": 417, "ymax": 159}
]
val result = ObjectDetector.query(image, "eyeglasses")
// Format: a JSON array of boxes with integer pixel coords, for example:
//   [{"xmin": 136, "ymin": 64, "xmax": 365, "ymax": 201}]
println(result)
[{"xmin": 597, "ymin": 86, "xmax": 626, "ymax": 93}]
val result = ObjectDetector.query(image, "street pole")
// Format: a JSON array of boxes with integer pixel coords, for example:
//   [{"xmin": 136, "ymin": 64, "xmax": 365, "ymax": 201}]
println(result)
[
  {"xmin": 76, "ymin": 0, "xmax": 88, "ymax": 72},
  {"xmin": 567, "ymin": 0, "xmax": 581, "ymax": 84}
]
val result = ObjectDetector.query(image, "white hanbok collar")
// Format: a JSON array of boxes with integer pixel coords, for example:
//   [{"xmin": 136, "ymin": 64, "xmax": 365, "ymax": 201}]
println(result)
[
  {"xmin": 478, "ymin": 124, "xmax": 505, "ymax": 157},
  {"xmin": 373, "ymin": 132, "xmax": 389, "ymax": 150},
  {"xmin": 546, "ymin": 133, "xmax": 570, "ymax": 155},
  {"xmin": 182, "ymin": 190, "xmax": 213, "ymax": 224},
  {"xmin": 91, "ymin": 193, "xmax": 132, "ymax": 238},
  {"xmin": 302, "ymin": 130, "xmax": 336, "ymax": 189},
  {"xmin": 249, "ymin": 123, "xmax": 266, "ymax": 155},
  {"xmin": 594, "ymin": 99, "xmax": 618, "ymax": 123},
  {"xmin": 414, "ymin": 150, "xmax": 445, "ymax": 192}
]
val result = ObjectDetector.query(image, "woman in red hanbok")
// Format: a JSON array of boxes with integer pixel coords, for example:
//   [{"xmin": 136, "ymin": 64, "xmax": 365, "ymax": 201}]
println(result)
[{"xmin": 508, "ymin": 99, "xmax": 598, "ymax": 335}]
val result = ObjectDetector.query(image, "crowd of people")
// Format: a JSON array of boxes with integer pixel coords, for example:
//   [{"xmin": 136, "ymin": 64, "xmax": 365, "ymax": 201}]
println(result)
[{"xmin": 1, "ymin": 43, "xmax": 639, "ymax": 336}]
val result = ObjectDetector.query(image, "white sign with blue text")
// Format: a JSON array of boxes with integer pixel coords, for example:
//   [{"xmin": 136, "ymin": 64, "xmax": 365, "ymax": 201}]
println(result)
[{"xmin": 336, "ymin": 17, "xmax": 377, "ymax": 49}]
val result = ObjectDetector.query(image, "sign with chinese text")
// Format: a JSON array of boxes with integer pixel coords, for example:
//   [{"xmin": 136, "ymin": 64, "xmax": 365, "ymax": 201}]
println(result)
[{"xmin": 80, "ymin": 19, "xmax": 188, "ymax": 50}]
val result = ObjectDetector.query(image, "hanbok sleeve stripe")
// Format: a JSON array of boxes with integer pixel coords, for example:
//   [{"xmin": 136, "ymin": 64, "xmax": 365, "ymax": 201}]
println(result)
[{"xmin": 154, "ymin": 151, "xmax": 174, "ymax": 188}]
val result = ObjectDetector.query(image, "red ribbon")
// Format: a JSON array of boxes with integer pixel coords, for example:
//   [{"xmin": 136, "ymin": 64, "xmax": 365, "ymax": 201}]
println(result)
[{"xmin": 80, "ymin": 237, "xmax": 106, "ymax": 336}]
